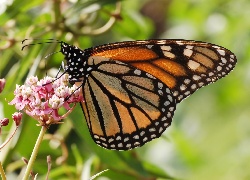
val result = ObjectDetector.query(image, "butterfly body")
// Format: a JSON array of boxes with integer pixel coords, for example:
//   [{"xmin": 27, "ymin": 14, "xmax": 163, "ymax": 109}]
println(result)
[{"xmin": 59, "ymin": 39, "xmax": 237, "ymax": 150}]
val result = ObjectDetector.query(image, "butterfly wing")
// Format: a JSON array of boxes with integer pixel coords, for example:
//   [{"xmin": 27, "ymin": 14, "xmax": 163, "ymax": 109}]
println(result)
[
  {"xmin": 90, "ymin": 39, "xmax": 237, "ymax": 103},
  {"xmin": 59, "ymin": 39, "xmax": 236, "ymax": 150},
  {"xmin": 80, "ymin": 57, "xmax": 176, "ymax": 150}
]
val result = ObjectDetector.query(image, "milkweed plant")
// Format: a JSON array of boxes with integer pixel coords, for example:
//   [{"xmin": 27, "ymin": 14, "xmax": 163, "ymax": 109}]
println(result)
[{"xmin": 0, "ymin": 75, "xmax": 107, "ymax": 179}]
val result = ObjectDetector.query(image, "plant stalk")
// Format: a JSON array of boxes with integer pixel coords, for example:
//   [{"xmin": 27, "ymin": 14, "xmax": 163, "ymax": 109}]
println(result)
[{"xmin": 22, "ymin": 126, "xmax": 47, "ymax": 180}]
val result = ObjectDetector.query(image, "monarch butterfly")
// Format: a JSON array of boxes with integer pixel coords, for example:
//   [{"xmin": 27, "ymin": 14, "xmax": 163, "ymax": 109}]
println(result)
[{"xmin": 24, "ymin": 39, "xmax": 237, "ymax": 150}]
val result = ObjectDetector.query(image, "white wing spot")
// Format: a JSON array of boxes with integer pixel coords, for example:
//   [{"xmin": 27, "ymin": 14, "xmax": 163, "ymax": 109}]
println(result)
[
  {"xmin": 191, "ymin": 84, "xmax": 197, "ymax": 89},
  {"xmin": 146, "ymin": 45, "xmax": 153, "ymax": 49},
  {"xmin": 161, "ymin": 46, "xmax": 171, "ymax": 51},
  {"xmin": 133, "ymin": 135, "xmax": 139, "ymax": 139},
  {"xmin": 209, "ymin": 72, "xmax": 214, "ymax": 77},
  {"xmin": 198, "ymin": 82, "xmax": 204, "ymax": 87},
  {"xmin": 100, "ymin": 137, "xmax": 106, "ymax": 141},
  {"xmin": 87, "ymin": 67, "xmax": 92, "ymax": 72},
  {"xmin": 161, "ymin": 117, "xmax": 167, "ymax": 121},
  {"xmin": 140, "ymin": 131, "xmax": 145, "ymax": 136},
  {"xmin": 149, "ymin": 128, "xmax": 156, "ymax": 132},
  {"xmin": 163, "ymin": 51, "xmax": 175, "ymax": 58},
  {"xmin": 163, "ymin": 123, "xmax": 169, "ymax": 127},
  {"xmin": 102, "ymin": 143, "xmax": 107, "ymax": 147},
  {"xmin": 118, "ymin": 143, "xmax": 123, "ymax": 147},
  {"xmin": 178, "ymin": 95, "xmax": 183, "ymax": 100},
  {"xmin": 108, "ymin": 138, "xmax": 114, "ymax": 143},
  {"xmin": 158, "ymin": 82, "xmax": 163, "ymax": 89},
  {"xmin": 126, "ymin": 144, "xmax": 132, "ymax": 148},
  {"xmin": 206, "ymin": 77, "xmax": 211, "ymax": 82},
  {"xmin": 151, "ymin": 134, "xmax": 156, "ymax": 138},
  {"xmin": 217, "ymin": 66, "xmax": 222, "ymax": 71},
  {"xmin": 134, "ymin": 142, "xmax": 140, "ymax": 146},
  {"xmin": 180, "ymin": 84, "xmax": 187, "ymax": 91},
  {"xmin": 134, "ymin": 69, "xmax": 141, "ymax": 75},
  {"xmin": 166, "ymin": 88, "xmax": 171, "ymax": 94},
  {"xmin": 167, "ymin": 95, "xmax": 173, "ymax": 102},
  {"xmin": 212, "ymin": 45, "xmax": 220, "ymax": 49},
  {"xmin": 184, "ymin": 49, "xmax": 193, "ymax": 57},
  {"xmin": 217, "ymin": 49, "xmax": 226, "ymax": 56},
  {"xmin": 173, "ymin": 91, "xmax": 178, "ymax": 96},
  {"xmin": 184, "ymin": 79, "xmax": 191, "ymax": 84},
  {"xmin": 116, "ymin": 136, "xmax": 121, "ymax": 140},
  {"xmin": 110, "ymin": 144, "xmax": 115, "ymax": 148},
  {"xmin": 169, "ymin": 107, "xmax": 174, "ymax": 111},
  {"xmin": 146, "ymin": 73, "xmax": 155, "ymax": 79},
  {"xmin": 158, "ymin": 90, "xmax": 163, "ymax": 95},
  {"xmin": 221, "ymin": 57, "xmax": 227, "ymax": 64},
  {"xmin": 164, "ymin": 101, "xmax": 170, "ymax": 106},
  {"xmin": 159, "ymin": 127, "xmax": 164, "ymax": 133},
  {"xmin": 193, "ymin": 75, "xmax": 201, "ymax": 81}
]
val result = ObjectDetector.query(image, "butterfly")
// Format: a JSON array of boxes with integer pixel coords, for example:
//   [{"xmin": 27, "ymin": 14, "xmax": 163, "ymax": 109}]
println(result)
[{"xmin": 24, "ymin": 39, "xmax": 237, "ymax": 150}]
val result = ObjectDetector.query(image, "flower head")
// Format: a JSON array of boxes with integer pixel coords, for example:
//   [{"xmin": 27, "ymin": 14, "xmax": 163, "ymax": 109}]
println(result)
[{"xmin": 9, "ymin": 75, "xmax": 83, "ymax": 126}]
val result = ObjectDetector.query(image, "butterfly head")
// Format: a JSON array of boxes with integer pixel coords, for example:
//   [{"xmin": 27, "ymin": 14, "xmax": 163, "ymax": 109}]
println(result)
[{"xmin": 60, "ymin": 42, "xmax": 86, "ymax": 82}]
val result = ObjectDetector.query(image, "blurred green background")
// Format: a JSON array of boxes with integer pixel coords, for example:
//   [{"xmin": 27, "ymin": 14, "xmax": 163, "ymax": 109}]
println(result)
[{"xmin": 0, "ymin": 0, "xmax": 249, "ymax": 179}]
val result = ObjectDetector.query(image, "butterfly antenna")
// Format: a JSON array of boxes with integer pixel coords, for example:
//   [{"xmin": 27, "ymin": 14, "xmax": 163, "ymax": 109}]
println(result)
[
  {"xmin": 42, "ymin": 71, "xmax": 67, "ymax": 86},
  {"xmin": 45, "ymin": 51, "xmax": 61, "ymax": 59},
  {"xmin": 65, "ymin": 83, "xmax": 83, "ymax": 101},
  {"xmin": 55, "ymin": 64, "xmax": 63, "ymax": 78},
  {"xmin": 21, "ymin": 38, "xmax": 62, "ymax": 50}
]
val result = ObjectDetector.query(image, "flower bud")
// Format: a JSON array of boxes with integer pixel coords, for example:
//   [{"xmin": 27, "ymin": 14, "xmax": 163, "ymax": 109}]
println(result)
[
  {"xmin": 12, "ymin": 112, "xmax": 23, "ymax": 126},
  {"xmin": 0, "ymin": 118, "xmax": 9, "ymax": 127},
  {"xmin": 0, "ymin": 78, "xmax": 6, "ymax": 93}
]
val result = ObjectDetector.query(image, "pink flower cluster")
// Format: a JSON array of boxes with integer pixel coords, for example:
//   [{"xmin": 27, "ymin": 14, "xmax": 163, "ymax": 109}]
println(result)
[{"xmin": 9, "ymin": 75, "xmax": 83, "ymax": 126}]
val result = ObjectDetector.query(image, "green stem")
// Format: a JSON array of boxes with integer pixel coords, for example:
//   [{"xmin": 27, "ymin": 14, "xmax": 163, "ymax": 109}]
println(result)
[
  {"xmin": 22, "ymin": 126, "xmax": 47, "ymax": 180},
  {"xmin": 0, "ymin": 161, "xmax": 6, "ymax": 180}
]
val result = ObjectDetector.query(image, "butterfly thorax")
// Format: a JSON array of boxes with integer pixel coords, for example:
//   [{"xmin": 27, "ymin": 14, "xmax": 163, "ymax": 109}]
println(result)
[{"xmin": 60, "ymin": 42, "xmax": 89, "ymax": 83}]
